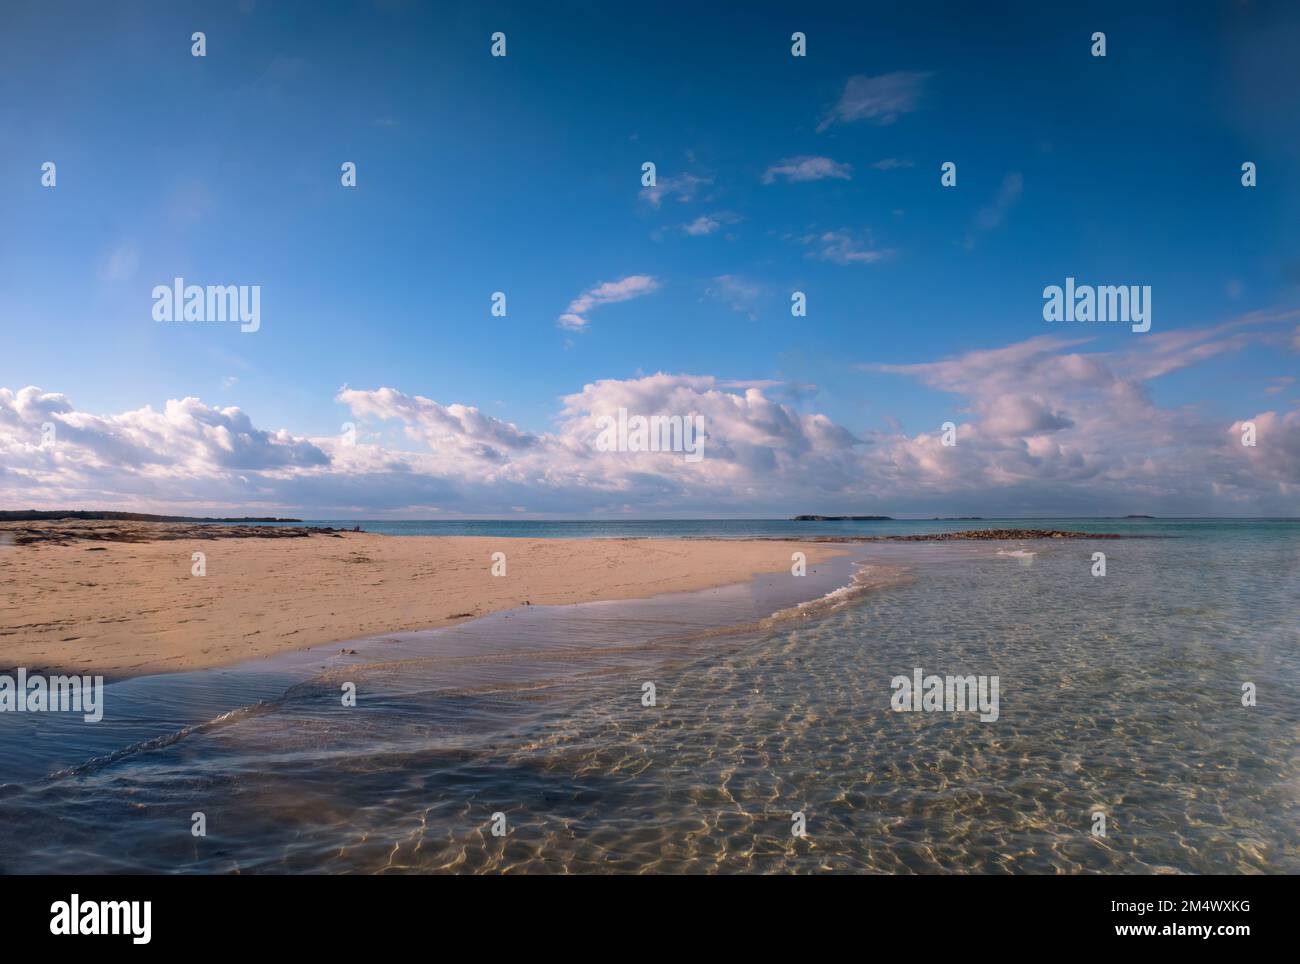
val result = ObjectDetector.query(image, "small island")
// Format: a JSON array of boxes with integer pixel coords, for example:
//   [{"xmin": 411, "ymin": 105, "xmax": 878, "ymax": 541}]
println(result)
[{"xmin": 791, "ymin": 514, "xmax": 894, "ymax": 521}]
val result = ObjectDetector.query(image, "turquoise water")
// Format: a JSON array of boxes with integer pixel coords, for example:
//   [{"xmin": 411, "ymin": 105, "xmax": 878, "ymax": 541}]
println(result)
[
  {"xmin": 0, "ymin": 520, "xmax": 1297, "ymax": 873},
  {"xmin": 278, "ymin": 517, "xmax": 1298, "ymax": 540}
]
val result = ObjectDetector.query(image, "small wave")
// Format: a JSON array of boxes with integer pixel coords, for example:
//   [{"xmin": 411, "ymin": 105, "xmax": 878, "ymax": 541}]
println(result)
[
  {"xmin": 42, "ymin": 700, "xmax": 279, "ymax": 781},
  {"xmin": 761, "ymin": 563, "xmax": 913, "ymax": 626},
  {"xmin": 652, "ymin": 562, "xmax": 913, "ymax": 646}
]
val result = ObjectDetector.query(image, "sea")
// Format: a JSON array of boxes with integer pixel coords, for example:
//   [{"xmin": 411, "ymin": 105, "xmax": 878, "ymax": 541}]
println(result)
[{"xmin": 0, "ymin": 518, "xmax": 1296, "ymax": 873}]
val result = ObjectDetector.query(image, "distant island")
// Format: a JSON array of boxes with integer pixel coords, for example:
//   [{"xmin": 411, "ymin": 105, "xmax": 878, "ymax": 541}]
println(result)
[
  {"xmin": 0, "ymin": 510, "xmax": 302, "ymax": 523},
  {"xmin": 1124, "ymin": 514, "xmax": 1155, "ymax": 518},
  {"xmin": 791, "ymin": 515, "xmax": 893, "ymax": 521}
]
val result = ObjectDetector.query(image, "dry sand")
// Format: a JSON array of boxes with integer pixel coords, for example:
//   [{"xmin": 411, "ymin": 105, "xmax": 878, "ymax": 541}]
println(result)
[{"xmin": 0, "ymin": 522, "xmax": 845, "ymax": 679}]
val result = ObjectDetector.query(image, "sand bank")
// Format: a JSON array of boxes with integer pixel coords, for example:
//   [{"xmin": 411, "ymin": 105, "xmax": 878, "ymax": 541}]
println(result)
[{"xmin": 0, "ymin": 522, "xmax": 845, "ymax": 679}]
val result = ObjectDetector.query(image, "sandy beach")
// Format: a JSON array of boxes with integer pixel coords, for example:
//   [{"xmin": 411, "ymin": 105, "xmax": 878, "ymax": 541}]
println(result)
[{"xmin": 0, "ymin": 522, "xmax": 846, "ymax": 679}]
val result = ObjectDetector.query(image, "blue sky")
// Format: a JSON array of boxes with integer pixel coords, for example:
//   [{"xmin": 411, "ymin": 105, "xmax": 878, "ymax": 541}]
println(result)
[{"xmin": 2, "ymin": 0, "xmax": 1298, "ymax": 517}]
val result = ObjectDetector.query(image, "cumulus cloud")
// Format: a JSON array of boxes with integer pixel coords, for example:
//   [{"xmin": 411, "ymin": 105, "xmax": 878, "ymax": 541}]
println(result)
[
  {"xmin": 0, "ymin": 377, "xmax": 864, "ymax": 516},
  {"xmin": 1230, "ymin": 410, "xmax": 1300, "ymax": 485},
  {"xmin": 553, "ymin": 374, "xmax": 862, "ymax": 489},
  {"xmin": 0, "ymin": 386, "xmax": 329, "ymax": 514},
  {"xmin": 862, "ymin": 322, "xmax": 1299, "ymax": 512},
  {"xmin": 557, "ymin": 275, "xmax": 661, "ymax": 330},
  {"xmin": 2, "ymin": 317, "xmax": 1296, "ymax": 517},
  {"xmin": 0, "ymin": 387, "xmax": 327, "ymax": 473},
  {"xmin": 337, "ymin": 387, "xmax": 538, "ymax": 463},
  {"xmin": 818, "ymin": 71, "xmax": 932, "ymax": 131},
  {"xmin": 762, "ymin": 156, "xmax": 852, "ymax": 184},
  {"xmin": 328, "ymin": 376, "xmax": 866, "ymax": 514}
]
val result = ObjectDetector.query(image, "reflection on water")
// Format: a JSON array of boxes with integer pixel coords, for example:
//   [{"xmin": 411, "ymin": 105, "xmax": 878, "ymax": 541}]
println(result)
[{"xmin": 1, "ymin": 526, "xmax": 1297, "ymax": 874}]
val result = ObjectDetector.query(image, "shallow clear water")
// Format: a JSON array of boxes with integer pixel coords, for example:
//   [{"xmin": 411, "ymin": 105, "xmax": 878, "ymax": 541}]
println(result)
[
  {"xmin": 0, "ymin": 521, "xmax": 1297, "ymax": 873},
  {"xmin": 256, "ymin": 516, "xmax": 1296, "ymax": 540}
]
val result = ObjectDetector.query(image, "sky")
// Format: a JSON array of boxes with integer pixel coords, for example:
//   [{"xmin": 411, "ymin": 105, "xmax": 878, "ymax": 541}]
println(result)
[{"xmin": 1, "ymin": 0, "xmax": 1298, "ymax": 518}]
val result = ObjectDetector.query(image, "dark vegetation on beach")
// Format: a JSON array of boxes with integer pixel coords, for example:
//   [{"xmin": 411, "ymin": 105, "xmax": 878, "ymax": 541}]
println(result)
[
  {"xmin": 0, "ymin": 510, "xmax": 302, "ymax": 522},
  {"xmin": 0, "ymin": 519, "xmax": 343, "ymax": 546}
]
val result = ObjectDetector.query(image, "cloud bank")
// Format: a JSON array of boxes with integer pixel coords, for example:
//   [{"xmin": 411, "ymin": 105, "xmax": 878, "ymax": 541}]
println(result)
[{"xmin": 2, "ymin": 324, "xmax": 1296, "ymax": 517}]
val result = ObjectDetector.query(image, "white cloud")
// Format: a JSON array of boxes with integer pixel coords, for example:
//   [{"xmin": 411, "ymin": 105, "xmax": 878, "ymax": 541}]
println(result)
[
  {"xmin": 861, "ymin": 323, "xmax": 1299, "ymax": 512},
  {"xmin": 684, "ymin": 215, "xmax": 721, "ymax": 236},
  {"xmin": 557, "ymin": 275, "xmax": 661, "ymax": 330},
  {"xmin": 0, "ymin": 387, "xmax": 330, "ymax": 515},
  {"xmin": 818, "ymin": 71, "xmax": 932, "ymax": 131},
  {"xmin": 336, "ymin": 387, "xmax": 537, "ymax": 464},
  {"xmin": 3, "ymin": 317, "xmax": 1296, "ymax": 517},
  {"xmin": 975, "ymin": 172, "xmax": 1024, "ymax": 231},
  {"xmin": 640, "ymin": 172, "xmax": 711, "ymax": 208},
  {"xmin": 762, "ymin": 156, "xmax": 852, "ymax": 184},
  {"xmin": 802, "ymin": 229, "xmax": 890, "ymax": 265},
  {"xmin": 706, "ymin": 275, "xmax": 766, "ymax": 319},
  {"xmin": 98, "ymin": 243, "xmax": 139, "ymax": 282},
  {"xmin": 1230, "ymin": 410, "xmax": 1300, "ymax": 484},
  {"xmin": 681, "ymin": 211, "xmax": 739, "ymax": 236}
]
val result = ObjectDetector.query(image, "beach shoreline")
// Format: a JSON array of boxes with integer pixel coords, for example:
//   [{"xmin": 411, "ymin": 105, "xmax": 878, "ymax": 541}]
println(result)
[{"xmin": 0, "ymin": 521, "xmax": 851, "ymax": 679}]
